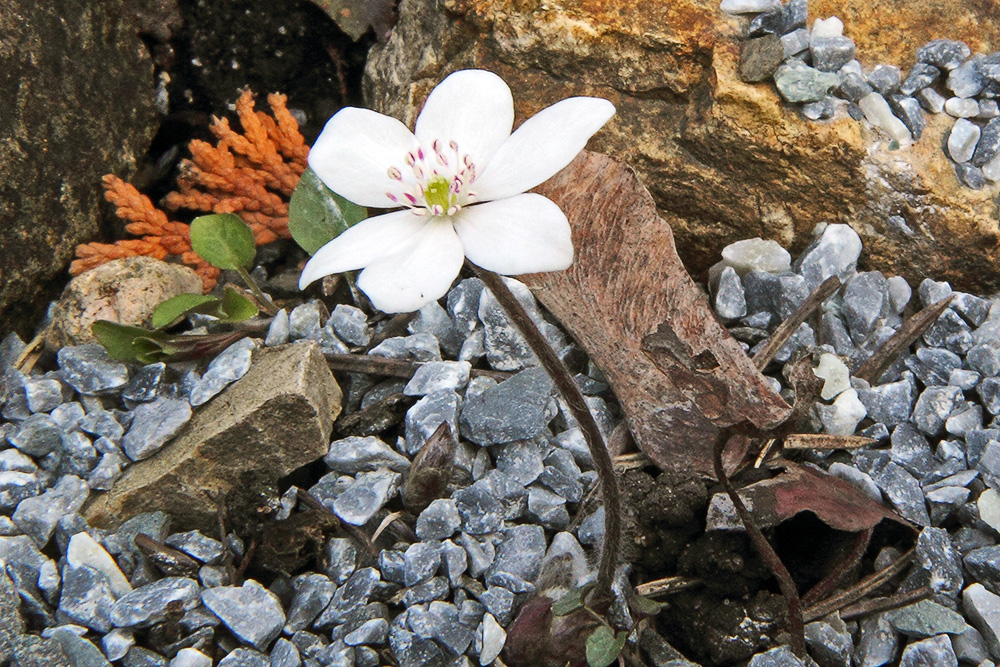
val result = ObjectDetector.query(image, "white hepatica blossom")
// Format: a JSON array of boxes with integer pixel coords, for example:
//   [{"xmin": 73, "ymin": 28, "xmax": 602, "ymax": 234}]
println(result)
[{"xmin": 299, "ymin": 69, "xmax": 615, "ymax": 313}]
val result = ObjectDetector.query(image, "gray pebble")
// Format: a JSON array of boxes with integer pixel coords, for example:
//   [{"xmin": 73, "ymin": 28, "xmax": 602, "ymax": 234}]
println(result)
[
  {"xmin": 485, "ymin": 524, "xmax": 546, "ymax": 589},
  {"xmin": 948, "ymin": 57, "xmax": 985, "ymax": 98},
  {"xmin": 810, "ymin": 36, "xmax": 855, "ymax": 72},
  {"xmin": 872, "ymin": 462, "xmax": 930, "ymax": 525},
  {"xmin": 164, "ymin": 531, "xmax": 224, "ymax": 565},
  {"xmin": 324, "ymin": 435, "xmax": 410, "ymax": 474},
  {"xmin": 324, "ymin": 538, "xmax": 357, "ymax": 584},
  {"xmin": 121, "ymin": 397, "xmax": 192, "ymax": 461},
  {"xmin": 202, "ymin": 580, "xmax": 285, "ymax": 650},
  {"xmin": 739, "ymin": 34, "xmax": 784, "ymax": 83},
  {"xmin": 12, "ymin": 475, "xmax": 89, "ymax": 547},
  {"xmin": 917, "ymin": 40, "xmax": 971, "ymax": 70},
  {"xmin": 284, "ymin": 574, "xmax": 336, "ymax": 634},
  {"xmin": 917, "ymin": 87, "xmax": 947, "ymax": 113},
  {"xmin": 110, "ymin": 577, "xmax": 200, "ymax": 627},
  {"xmin": 780, "ymin": 29, "xmax": 809, "ymax": 59},
  {"xmin": 460, "ymin": 368, "xmax": 553, "ymax": 446},
  {"xmin": 333, "ymin": 470, "xmax": 401, "ymax": 526},
  {"xmin": 9, "ymin": 413, "xmax": 64, "ymax": 457},
  {"xmin": 774, "ymin": 59, "xmax": 841, "ymax": 103},
  {"xmin": 898, "ymin": 634, "xmax": 957, "ymax": 667},
  {"xmin": 189, "ymin": 338, "xmax": 255, "ymax": 407},
  {"xmin": 869, "ymin": 65, "xmax": 902, "ymax": 93},
  {"xmin": 416, "ymin": 500, "xmax": 462, "ymax": 541},
  {"xmin": 404, "ymin": 389, "xmax": 459, "ymax": 455},
  {"xmin": 901, "ymin": 63, "xmax": 941, "ymax": 96},
  {"xmin": 58, "ymin": 345, "xmax": 129, "ymax": 396}
]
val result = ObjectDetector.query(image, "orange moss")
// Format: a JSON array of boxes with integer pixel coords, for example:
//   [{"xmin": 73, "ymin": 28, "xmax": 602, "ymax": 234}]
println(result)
[{"xmin": 71, "ymin": 91, "xmax": 309, "ymax": 291}]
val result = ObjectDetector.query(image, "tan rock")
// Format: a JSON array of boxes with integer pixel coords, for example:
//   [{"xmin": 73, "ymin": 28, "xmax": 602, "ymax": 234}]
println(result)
[
  {"xmin": 365, "ymin": 0, "xmax": 1000, "ymax": 291},
  {"xmin": 44, "ymin": 257, "xmax": 203, "ymax": 349},
  {"xmin": 82, "ymin": 342, "xmax": 341, "ymax": 533}
]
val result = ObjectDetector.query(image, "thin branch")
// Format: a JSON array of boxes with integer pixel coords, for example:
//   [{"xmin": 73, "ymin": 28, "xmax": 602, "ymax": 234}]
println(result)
[
  {"xmin": 782, "ymin": 434, "xmax": 877, "ymax": 450},
  {"xmin": 323, "ymin": 351, "xmax": 510, "ymax": 381},
  {"xmin": 803, "ymin": 547, "xmax": 915, "ymax": 622},
  {"xmin": 753, "ymin": 276, "xmax": 842, "ymax": 370},
  {"xmin": 853, "ymin": 295, "xmax": 953, "ymax": 383},
  {"xmin": 714, "ymin": 427, "xmax": 805, "ymax": 657},
  {"xmin": 839, "ymin": 586, "xmax": 933, "ymax": 622},
  {"xmin": 366, "ymin": 312, "xmax": 417, "ymax": 350},
  {"xmin": 634, "ymin": 576, "xmax": 703, "ymax": 598},
  {"xmin": 470, "ymin": 263, "xmax": 622, "ymax": 604}
]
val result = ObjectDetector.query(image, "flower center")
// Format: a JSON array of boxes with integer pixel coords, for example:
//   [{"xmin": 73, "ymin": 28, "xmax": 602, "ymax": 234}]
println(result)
[{"xmin": 384, "ymin": 140, "xmax": 478, "ymax": 217}]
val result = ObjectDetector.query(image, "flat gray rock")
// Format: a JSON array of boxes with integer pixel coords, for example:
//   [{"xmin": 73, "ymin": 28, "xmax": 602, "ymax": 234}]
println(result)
[{"xmin": 202, "ymin": 580, "xmax": 285, "ymax": 650}]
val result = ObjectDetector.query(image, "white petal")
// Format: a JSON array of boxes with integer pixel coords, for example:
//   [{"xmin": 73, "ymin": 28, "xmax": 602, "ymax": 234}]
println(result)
[
  {"xmin": 358, "ymin": 221, "xmax": 465, "ymax": 313},
  {"xmin": 308, "ymin": 107, "xmax": 418, "ymax": 208},
  {"xmin": 298, "ymin": 210, "xmax": 428, "ymax": 289},
  {"xmin": 414, "ymin": 69, "xmax": 514, "ymax": 171},
  {"xmin": 473, "ymin": 97, "xmax": 616, "ymax": 201},
  {"xmin": 454, "ymin": 194, "xmax": 573, "ymax": 275}
]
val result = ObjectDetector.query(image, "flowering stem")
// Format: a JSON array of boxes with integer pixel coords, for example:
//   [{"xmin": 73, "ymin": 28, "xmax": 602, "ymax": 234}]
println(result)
[{"xmin": 468, "ymin": 263, "xmax": 621, "ymax": 603}]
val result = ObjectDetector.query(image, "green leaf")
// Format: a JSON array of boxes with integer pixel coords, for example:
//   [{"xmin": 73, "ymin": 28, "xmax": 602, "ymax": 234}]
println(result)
[
  {"xmin": 585, "ymin": 626, "xmax": 627, "ymax": 667},
  {"xmin": 91, "ymin": 321, "xmax": 164, "ymax": 363},
  {"xmin": 190, "ymin": 213, "xmax": 257, "ymax": 270},
  {"xmin": 629, "ymin": 592, "xmax": 668, "ymax": 617},
  {"xmin": 551, "ymin": 584, "xmax": 593, "ymax": 616},
  {"xmin": 219, "ymin": 286, "xmax": 259, "ymax": 322},
  {"xmin": 152, "ymin": 294, "xmax": 221, "ymax": 329},
  {"xmin": 132, "ymin": 336, "xmax": 177, "ymax": 364},
  {"xmin": 288, "ymin": 167, "xmax": 367, "ymax": 255}
]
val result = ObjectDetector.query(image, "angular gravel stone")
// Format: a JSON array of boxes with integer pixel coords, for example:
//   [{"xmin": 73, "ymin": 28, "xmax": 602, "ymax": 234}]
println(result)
[
  {"xmin": 404, "ymin": 362, "xmax": 471, "ymax": 396},
  {"xmin": 948, "ymin": 58, "xmax": 985, "ymax": 98},
  {"xmin": 58, "ymin": 345, "xmax": 129, "ymax": 396},
  {"xmin": 409, "ymin": 301, "xmax": 465, "ymax": 358},
  {"xmin": 739, "ymin": 34, "xmax": 784, "ymax": 83},
  {"xmin": 795, "ymin": 224, "xmax": 862, "ymax": 290},
  {"xmin": 917, "ymin": 40, "xmax": 971, "ymax": 70},
  {"xmin": 859, "ymin": 92, "xmax": 912, "ymax": 142},
  {"xmin": 269, "ymin": 639, "xmax": 300, "ymax": 667},
  {"xmin": 284, "ymin": 574, "xmax": 335, "ymax": 634},
  {"xmin": 217, "ymin": 649, "xmax": 268, "ymax": 667},
  {"xmin": 901, "ymin": 63, "xmax": 942, "ymax": 96},
  {"xmin": 495, "ymin": 441, "xmax": 545, "ymax": 487},
  {"xmin": 973, "ymin": 118, "xmax": 1000, "ymax": 167},
  {"xmin": 404, "ymin": 389, "xmax": 459, "ymax": 455},
  {"xmin": 324, "ymin": 538, "xmax": 357, "ymax": 584},
  {"xmin": 801, "ymin": 97, "xmax": 835, "ymax": 120},
  {"xmin": 748, "ymin": 646, "xmax": 807, "ymax": 666},
  {"xmin": 898, "ymin": 634, "xmax": 957, "ymax": 667},
  {"xmin": 714, "ymin": 266, "xmax": 747, "ymax": 320},
  {"xmin": 872, "ymin": 463, "xmax": 930, "ymax": 525},
  {"xmin": 948, "ymin": 118, "xmax": 982, "ymax": 163},
  {"xmin": 454, "ymin": 481, "xmax": 504, "ymax": 535},
  {"xmin": 946, "ymin": 402, "xmax": 983, "ymax": 437},
  {"xmin": 965, "ymin": 583, "xmax": 1000, "ymax": 657},
  {"xmin": 416, "ymin": 500, "xmax": 462, "ymax": 541},
  {"xmin": 333, "ymin": 470, "xmax": 401, "ymax": 526},
  {"xmin": 917, "ymin": 87, "xmax": 947, "ymax": 114},
  {"xmin": 979, "ymin": 377, "xmax": 1000, "ymax": 414},
  {"xmin": 888, "ymin": 600, "xmax": 967, "ymax": 637},
  {"xmin": 110, "ymin": 578, "xmax": 200, "ymax": 627},
  {"xmin": 460, "ymin": 367, "xmax": 553, "ymax": 446},
  {"xmin": 201, "ymin": 580, "xmax": 284, "ymax": 650},
  {"xmin": 0, "ymin": 471, "xmax": 40, "ymax": 512},
  {"xmin": 957, "ymin": 164, "xmax": 986, "ymax": 191},
  {"xmin": 485, "ymin": 524, "xmax": 546, "ymax": 588},
  {"xmin": 858, "ymin": 380, "xmax": 914, "ymax": 426},
  {"xmin": 912, "ymin": 385, "xmax": 963, "ymax": 436},
  {"xmin": 329, "ymin": 304, "xmax": 371, "ymax": 347},
  {"xmin": 914, "ymin": 527, "xmax": 964, "ymax": 600},
  {"xmin": 404, "ymin": 541, "xmax": 442, "ymax": 587},
  {"xmin": 966, "ymin": 545, "xmax": 1000, "ymax": 596},
  {"xmin": 927, "ymin": 486, "xmax": 970, "ymax": 525},
  {"xmin": 889, "ymin": 423, "xmax": 934, "ymax": 476},
  {"xmin": 774, "ymin": 59, "xmax": 840, "ymax": 103},
  {"xmin": 264, "ymin": 309, "xmax": 289, "ymax": 347},
  {"xmin": 818, "ymin": 388, "xmax": 867, "ymax": 436},
  {"xmin": 843, "ymin": 271, "xmax": 888, "ymax": 339},
  {"xmin": 59, "ymin": 563, "xmax": 117, "ymax": 632},
  {"xmin": 121, "ymin": 397, "xmax": 192, "ymax": 461},
  {"xmin": 9, "ymin": 413, "xmax": 64, "ymax": 457},
  {"xmin": 952, "ymin": 626, "xmax": 991, "ymax": 664},
  {"xmin": 478, "ymin": 278, "xmax": 565, "ymax": 372},
  {"xmin": 317, "ymin": 568, "xmax": 380, "ymax": 626},
  {"xmin": 67, "ymin": 531, "xmax": 131, "ymax": 596},
  {"xmin": 325, "ymin": 436, "xmax": 410, "ymax": 474},
  {"xmin": 810, "ymin": 35, "xmax": 855, "ymax": 72},
  {"xmin": 780, "ymin": 29, "xmax": 810, "ymax": 59},
  {"xmin": 889, "ymin": 95, "xmax": 926, "ymax": 139},
  {"xmin": 479, "ymin": 613, "xmax": 506, "ymax": 665},
  {"xmin": 804, "ymin": 620, "xmax": 851, "ymax": 667},
  {"xmin": 13, "ymin": 475, "xmax": 89, "ymax": 546},
  {"xmin": 746, "ymin": 7, "xmax": 784, "ymax": 37},
  {"xmin": 170, "ymin": 648, "xmax": 211, "ymax": 667},
  {"xmin": 164, "ymin": 531, "xmax": 224, "ymax": 565},
  {"xmin": 189, "ymin": 338, "xmax": 255, "ymax": 407},
  {"xmin": 869, "ymin": 65, "xmax": 902, "ymax": 93},
  {"xmin": 344, "ymin": 618, "xmax": 389, "ymax": 647}
]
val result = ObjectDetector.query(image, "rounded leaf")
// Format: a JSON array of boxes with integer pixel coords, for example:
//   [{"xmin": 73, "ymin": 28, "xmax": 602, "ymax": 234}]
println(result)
[
  {"xmin": 585, "ymin": 626, "xmax": 627, "ymax": 667},
  {"xmin": 151, "ymin": 294, "xmax": 220, "ymax": 330},
  {"xmin": 189, "ymin": 214, "xmax": 256, "ymax": 270}
]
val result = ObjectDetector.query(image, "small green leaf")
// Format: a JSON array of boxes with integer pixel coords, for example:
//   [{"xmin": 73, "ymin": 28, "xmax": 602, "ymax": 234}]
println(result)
[
  {"xmin": 219, "ymin": 286, "xmax": 259, "ymax": 322},
  {"xmin": 585, "ymin": 626, "xmax": 627, "ymax": 667},
  {"xmin": 91, "ymin": 321, "xmax": 162, "ymax": 362},
  {"xmin": 132, "ymin": 336, "xmax": 177, "ymax": 364},
  {"xmin": 551, "ymin": 585, "xmax": 593, "ymax": 616},
  {"xmin": 288, "ymin": 167, "xmax": 367, "ymax": 255},
  {"xmin": 152, "ymin": 294, "xmax": 221, "ymax": 329},
  {"xmin": 629, "ymin": 593, "xmax": 668, "ymax": 617},
  {"xmin": 190, "ymin": 213, "xmax": 256, "ymax": 270}
]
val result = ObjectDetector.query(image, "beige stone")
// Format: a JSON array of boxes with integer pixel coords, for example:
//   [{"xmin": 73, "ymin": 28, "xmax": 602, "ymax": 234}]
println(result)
[
  {"xmin": 365, "ymin": 0, "xmax": 1000, "ymax": 291},
  {"xmin": 44, "ymin": 257, "xmax": 203, "ymax": 349},
  {"xmin": 82, "ymin": 342, "xmax": 341, "ymax": 533}
]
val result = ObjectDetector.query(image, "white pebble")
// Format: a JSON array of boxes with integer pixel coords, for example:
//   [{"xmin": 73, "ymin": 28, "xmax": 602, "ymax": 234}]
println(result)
[
  {"xmin": 170, "ymin": 648, "xmax": 212, "ymax": 667},
  {"xmin": 980, "ymin": 100, "xmax": 1000, "ymax": 120},
  {"xmin": 984, "ymin": 154, "xmax": 1000, "ymax": 182},
  {"xmin": 721, "ymin": 238, "xmax": 792, "ymax": 275},
  {"xmin": 811, "ymin": 17, "xmax": 844, "ymax": 39},
  {"xmin": 948, "ymin": 118, "xmax": 981, "ymax": 163},
  {"xmin": 719, "ymin": 0, "xmax": 781, "ymax": 14},
  {"xmin": 979, "ymin": 488, "xmax": 1000, "ymax": 533},
  {"xmin": 858, "ymin": 92, "xmax": 912, "ymax": 143},
  {"xmin": 821, "ymin": 388, "xmax": 867, "ymax": 436},
  {"xmin": 67, "ymin": 532, "xmax": 132, "ymax": 597},
  {"xmin": 814, "ymin": 353, "xmax": 851, "ymax": 400},
  {"xmin": 945, "ymin": 97, "xmax": 981, "ymax": 118}
]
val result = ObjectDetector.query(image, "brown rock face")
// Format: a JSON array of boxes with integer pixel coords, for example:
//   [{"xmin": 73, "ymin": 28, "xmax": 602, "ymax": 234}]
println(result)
[
  {"xmin": 0, "ymin": 0, "xmax": 158, "ymax": 337},
  {"xmin": 365, "ymin": 0, "xmax": 1000, "ymax": 291},
  {"xmin": 83, "ymin": 342, "xmax": 341, "ymax": 533},
  {"xmin": 44, "ymin": 257, "xmax": 203, "ymax": 349}
]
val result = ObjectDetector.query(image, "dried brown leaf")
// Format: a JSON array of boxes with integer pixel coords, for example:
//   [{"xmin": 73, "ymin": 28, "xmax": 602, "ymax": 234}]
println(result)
[{"xmin": 524, "ymin": 151, "xmax": 791, "ymax": 477}]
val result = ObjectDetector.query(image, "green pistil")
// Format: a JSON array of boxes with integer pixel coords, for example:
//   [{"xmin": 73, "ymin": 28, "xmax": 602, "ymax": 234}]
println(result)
[{"xmin": 422, "ymin": 176, "xmax": 452, "ymax": 210}]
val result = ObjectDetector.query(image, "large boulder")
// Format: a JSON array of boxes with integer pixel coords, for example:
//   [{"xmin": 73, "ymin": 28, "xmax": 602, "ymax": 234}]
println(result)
[
  {"xmin": 0, "ymin": 0, "xmax": 158, "ymax": 335},
  {"xmin": 364, "ymin": 0, "xmax": 1000, "ymax": 291}
]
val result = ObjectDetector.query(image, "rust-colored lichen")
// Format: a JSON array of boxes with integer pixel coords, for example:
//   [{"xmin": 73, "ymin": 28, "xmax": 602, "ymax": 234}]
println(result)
[{"xmin": 71, "ymin": 90, "xmax": 309, "ymax": 291}]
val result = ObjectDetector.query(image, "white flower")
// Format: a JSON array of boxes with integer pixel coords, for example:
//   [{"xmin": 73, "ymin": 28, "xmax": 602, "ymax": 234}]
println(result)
[{"xmin": 298, "ymin": 69, "xmax": 615, "ymax": 313}]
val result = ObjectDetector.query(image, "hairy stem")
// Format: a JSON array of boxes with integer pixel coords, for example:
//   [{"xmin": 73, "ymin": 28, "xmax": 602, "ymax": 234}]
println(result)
[{"xmin": 470, "ymin": 263, "xmax": 622, "ymax": 603}]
